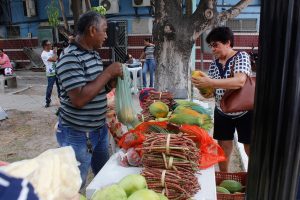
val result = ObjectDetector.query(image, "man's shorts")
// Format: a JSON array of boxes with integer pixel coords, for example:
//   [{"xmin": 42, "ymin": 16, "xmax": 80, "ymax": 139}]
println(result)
[{"xmin": 213, "ymin": 108, "xmax": 253, "ymax": 144}]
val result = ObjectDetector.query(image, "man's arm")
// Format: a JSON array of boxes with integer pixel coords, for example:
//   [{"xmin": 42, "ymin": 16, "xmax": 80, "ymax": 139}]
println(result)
[
  {"xmin": 47, "ymin": 50, "xmax": 58, "ymax": 62},
  {"xmin": 47, "ymin": 56, "xmax": 57, "ymax": 62},
  {"xmin": 67, "ymin": 62, "xmax": 122, "ymax": 108}
]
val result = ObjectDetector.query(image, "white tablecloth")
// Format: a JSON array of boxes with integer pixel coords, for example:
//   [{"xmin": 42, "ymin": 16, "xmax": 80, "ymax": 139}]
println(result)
[{"xmin": 86, "ymin": 153, "xmax": 217, "ymax": 200}]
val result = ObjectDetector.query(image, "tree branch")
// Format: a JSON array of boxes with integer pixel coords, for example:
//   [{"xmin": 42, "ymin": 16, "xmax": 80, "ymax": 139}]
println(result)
[
  {"xmin": 217, "ymin": 0, "xmax": 252, "ymax": 24},
  {"xmin": 58, "ymin": 0, "xmax": 69, "ymax": 31},
  {"xmin": 85, "ymin": 0, "xmax": 91, "ymax": 11},
  {"xmin": 189, "ymin": 0, "xmax": 217, "ymax": 40},
  {"xmin": 192, "ymin": 0, "xmax": 215, "ymax": 17}
]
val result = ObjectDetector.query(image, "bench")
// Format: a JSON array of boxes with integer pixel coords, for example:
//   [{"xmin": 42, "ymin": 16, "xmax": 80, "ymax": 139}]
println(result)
[{"xmin": 0, "ymin": 75, "xmax": 17, "ymax": 93}]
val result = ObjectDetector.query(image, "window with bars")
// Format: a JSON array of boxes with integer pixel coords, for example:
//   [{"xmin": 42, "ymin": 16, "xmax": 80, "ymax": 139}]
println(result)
[
  {"xmin": 225, "ymin": 19, "xmax": 258, "ymax": 32},
  {"xmin": 7, "ymin": 26, "xmax": 21, "ymax": 38}
]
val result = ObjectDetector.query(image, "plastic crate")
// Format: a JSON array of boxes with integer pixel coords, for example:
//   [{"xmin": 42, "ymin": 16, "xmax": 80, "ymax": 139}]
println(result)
[{"xmin": 215, "ymin": 172, "xmax": 247, "ymax": 200}]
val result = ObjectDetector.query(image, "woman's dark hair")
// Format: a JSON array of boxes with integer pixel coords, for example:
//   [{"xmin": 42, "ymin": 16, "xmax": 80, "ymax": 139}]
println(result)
[
  {"xmin": 77, "ymin": 11, "xmax": 106, "ymax": 35},
  {"xmin": 206, "ymin": 26, "xmax": 234, "ymax": 47},
  {"xmin": 0, "ymin": 48, "xmax": 3, "ymax": 52},
  {"xmin": 144, "ymin": 38, "xmax": 151, "ymax": 43},
  {"xmin": 41, "ymin": 40, "xmax": 50, "ymax": 48}
]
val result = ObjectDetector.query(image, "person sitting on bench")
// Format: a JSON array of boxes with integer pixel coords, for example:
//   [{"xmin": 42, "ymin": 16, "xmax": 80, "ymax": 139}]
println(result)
[{"xmin": 0, "ymin": 48, "xmax": 13, "ymax": 76}]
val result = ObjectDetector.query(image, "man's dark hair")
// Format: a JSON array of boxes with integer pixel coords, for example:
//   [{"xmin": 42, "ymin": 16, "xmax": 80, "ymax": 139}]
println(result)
[
  {"xmin": 77, "ymin": 11, "xmax": 106, "ymax": 35},
  {"xmin": 206, "ymin": 26, "xmax": 234, "ymax": 47},
  {"xmin": 41, "ymin": 40, "xmax": 50, "ymax": 48}
]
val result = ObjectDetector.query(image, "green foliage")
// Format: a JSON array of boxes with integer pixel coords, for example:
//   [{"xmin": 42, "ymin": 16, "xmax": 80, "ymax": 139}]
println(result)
[
  {"xmin": 47, "ymin": 0, "xmax": 60, "ymax": 27},
  {"xmin": 91, "ymin": 6, "xmax": 107, "ymax": 15}
]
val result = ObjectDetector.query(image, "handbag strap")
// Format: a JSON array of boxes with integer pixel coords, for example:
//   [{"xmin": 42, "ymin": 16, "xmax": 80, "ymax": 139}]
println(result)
[{"xmin": 230, "ymin": 51, "xmax": 240, "ymax": 78}]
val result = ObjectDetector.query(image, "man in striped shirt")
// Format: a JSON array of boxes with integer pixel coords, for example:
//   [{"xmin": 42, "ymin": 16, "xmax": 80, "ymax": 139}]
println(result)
[{"xmin": 56, "ymin": 11, "xmax": 123, "ymax": 187}]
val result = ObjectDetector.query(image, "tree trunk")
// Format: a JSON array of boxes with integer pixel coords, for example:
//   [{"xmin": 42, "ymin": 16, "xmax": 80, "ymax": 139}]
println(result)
[
  {"xmin": 70, "ymin": 0, "xmax": 82, "ymax": 32},
  {"xmin": 155, "ymin": 40, "xmax": 193, "ymax": 92},
  {"xmin": 58, "ymin": 0, "xmax": 69, "ymax": 31}
]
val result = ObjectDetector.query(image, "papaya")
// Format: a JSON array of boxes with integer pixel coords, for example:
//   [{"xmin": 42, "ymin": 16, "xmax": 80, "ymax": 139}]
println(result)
[
  {"xmin": 173, "ymin": 106, "xmax": 202, "ymax": 117},
  {"xmin": 169, "ymin": 113, "xmax": 203, "ymax": 126},
  {"xmin": 216, "ymin": 186, "xmax": 231, "ymax": 194},
  {"xmin": 175, "ymin": 100, "xmax": 199, "ymax": 107},
  {"xmin": 156, "ymin": 117, "xmax": 169, "ymax": 122},
  {"xmin": 149, "ymin": 101, "xmax": 169, "ymax": 118},
  {"xmin": 191, "ymin": 70, "xmax": 206, "ymax": 78},
  {"xmin": 191, "ymin": 70, "xmax": 214, "ymax": 98},
  {"xmin": 199, "ymin": 87, "xmax": 215, "ymax": 98},
  {"xmin": 219, "ymin": 180, "xmax": 243, "ymax": 193}
]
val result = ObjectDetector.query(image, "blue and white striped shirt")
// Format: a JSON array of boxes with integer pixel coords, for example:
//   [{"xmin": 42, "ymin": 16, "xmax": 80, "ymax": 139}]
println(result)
[
  {"xmin": 56, "ymin": 43, "xmax": 108, "ymax": 131},
  {"xmin": 144, "ymin": 45, "xmax": 155, "ymax": 60}
]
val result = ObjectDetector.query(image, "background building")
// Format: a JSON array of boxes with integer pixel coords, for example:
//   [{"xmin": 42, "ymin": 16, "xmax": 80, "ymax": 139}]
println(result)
[{"xmin": 0, "ymin": 0, "xmax": 260, "ymax": 69}]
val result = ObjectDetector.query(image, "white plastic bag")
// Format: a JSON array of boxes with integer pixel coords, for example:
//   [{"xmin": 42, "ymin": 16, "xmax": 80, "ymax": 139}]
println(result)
[{"xmin": 0, "ymin": 146, "xmax": 81, "ymax": 200}]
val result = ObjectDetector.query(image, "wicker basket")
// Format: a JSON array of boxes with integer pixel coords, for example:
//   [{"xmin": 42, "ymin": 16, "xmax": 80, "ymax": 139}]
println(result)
[{"xmin": 215, "ymin": 172, "xmax": 247, "ymax": 200}]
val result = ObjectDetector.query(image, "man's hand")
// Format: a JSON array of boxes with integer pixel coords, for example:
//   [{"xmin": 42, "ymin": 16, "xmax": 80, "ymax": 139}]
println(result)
[
  {"xmin": 53, "ymin": 47, "xmax": 57, "ymax": 54},
  {"xmin": 104, "ymin": 62, "xmax": 123, "ymax": 79},
  {"xmin": 108, "ymin": 78, "xmax": 117, "ymax": 88}
]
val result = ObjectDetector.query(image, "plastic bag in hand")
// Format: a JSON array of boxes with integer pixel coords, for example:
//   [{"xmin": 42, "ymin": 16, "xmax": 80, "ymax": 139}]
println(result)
[{"xmin": 115, "ymin": 65, "xmax": 140, "ymax": 128}]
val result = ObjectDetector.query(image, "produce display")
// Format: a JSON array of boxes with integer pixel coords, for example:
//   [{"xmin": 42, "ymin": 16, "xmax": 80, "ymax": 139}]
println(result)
[
  {"xmin": 215, "ymin": 172, "xmax": 247, "ymax": 199},
  {"xmin": 137, "ymin": 99, "xmax": 213, "ymax": 131},
  {"xmin": 141, "ymin": 133, "xmax": 201, "ymax": 200},
  {"xmin": 91, "ymin": 174, "xmax": 168, "ymax": 200},
  {"xmin": 219, "ymin": 180, "xmax": 243, "ymax": 193},
  {"xmin": 111, "ymin": 88, "xmax": 228, "ymax": 200}
]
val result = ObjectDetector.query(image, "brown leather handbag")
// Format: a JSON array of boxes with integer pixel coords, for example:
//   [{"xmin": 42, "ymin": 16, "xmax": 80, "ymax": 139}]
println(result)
[{"xmin": 220, "ymin": 58, "xmax": 256, "ymax": 113}]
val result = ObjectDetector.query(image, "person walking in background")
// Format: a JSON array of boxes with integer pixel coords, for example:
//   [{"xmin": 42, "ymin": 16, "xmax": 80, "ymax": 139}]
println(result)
[
  {"xmin": 139, "ymin": 38, "xmax": 156, "ymax": 88},
  {"xmin": 0, "ymin": 48, "xmax": 13, "ymax": 76},
  {"xmin": 191, "ymin": 27, "xmax": 253, "ymax": 172},
  {"xmin": 41, "ymin": 40, "xmax": 60, "ymax": 108},
  {"xmin": 56, "ymin": 11, "xmax": 123, "ymax": 187}
]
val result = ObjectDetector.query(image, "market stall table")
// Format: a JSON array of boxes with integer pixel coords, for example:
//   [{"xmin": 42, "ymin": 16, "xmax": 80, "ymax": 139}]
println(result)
[{"xmin": 86, "ymin": 152, "xmax": 217, "ymax": 200}]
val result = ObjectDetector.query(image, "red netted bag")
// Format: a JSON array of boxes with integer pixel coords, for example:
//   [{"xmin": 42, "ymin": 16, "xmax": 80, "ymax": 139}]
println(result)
[
  {"xmin": 180, "ymin": 124, "xmax": 226, "ymax": 169},
  {"xmin": 118, "ymin": 131, "xmax": 145, "ymax": 150},
  {"xmin": 118, "ymin": 121, "xmax": 226, "ymax": 169}
]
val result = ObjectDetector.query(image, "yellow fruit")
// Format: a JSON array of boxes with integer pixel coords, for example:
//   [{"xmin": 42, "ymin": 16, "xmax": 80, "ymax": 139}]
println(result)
[
  {"xmin": 191, "ymin": 70, "xmax": 206, "ymax": 78},
  {"xmin": 174, "ymin": 106, "xmax": 201, "ymax": 117},
  {"xmin": 149, "ymin": 101, "xmax": 169, "ymax": 118},
  {"xmin": 199, "ymin": 87, "xmax": 214, "ymax": 98}
]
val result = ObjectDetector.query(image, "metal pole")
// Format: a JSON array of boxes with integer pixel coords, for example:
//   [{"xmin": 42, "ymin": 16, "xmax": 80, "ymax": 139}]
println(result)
[
  {"xmin": 247, "ymin": 0, "xmax": 300, "ymax": 199},
  {"xmin": 190, "ymin": 0, "xmax": 196, "ymax": 101},
  {"xmin": 200, "ymin": 34, "xmax": 204, "ymax": 71}
]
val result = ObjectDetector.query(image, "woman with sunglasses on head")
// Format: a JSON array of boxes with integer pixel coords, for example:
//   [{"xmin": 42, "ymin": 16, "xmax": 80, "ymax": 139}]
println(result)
[{"xmin": 191, "ymin": 26, "xmax": 253, "ymax": 172}]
